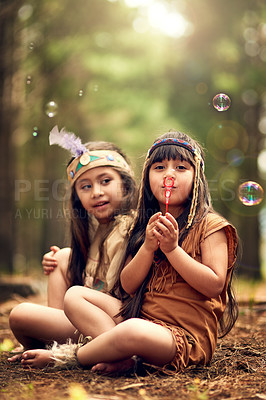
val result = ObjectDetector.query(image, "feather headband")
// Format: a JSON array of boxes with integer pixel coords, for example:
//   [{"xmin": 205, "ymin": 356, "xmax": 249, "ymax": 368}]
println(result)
[{"xmin": 49, "ymin": 126, "xmax": 132, "ymax": 185}]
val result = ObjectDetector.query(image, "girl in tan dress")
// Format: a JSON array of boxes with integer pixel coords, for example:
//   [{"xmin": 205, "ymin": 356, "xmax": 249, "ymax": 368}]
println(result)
[{"xmin": 15, "ymin": 130, "xmax": 238, "ymax": 372}]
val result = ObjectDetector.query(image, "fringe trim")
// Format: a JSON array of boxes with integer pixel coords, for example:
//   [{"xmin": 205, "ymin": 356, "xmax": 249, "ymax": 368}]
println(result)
[
  {"xmin": 141, "ymin": 319, "xmax": 189, "ymax": 375},
  {"xmin": 164, "ymin": 325, "xmax": 188, "ymax": 374},
  {"xmin": 148, "ymin": 260, "xmax": 178, "ymax": 294},
  {"xmin": 182, "ymin": 217, "xmax": 207, "ymax": 259}
]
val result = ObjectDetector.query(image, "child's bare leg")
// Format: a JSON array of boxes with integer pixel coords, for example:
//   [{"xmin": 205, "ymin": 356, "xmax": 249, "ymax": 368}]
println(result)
[
  {"xmin": 8, "ymin": 302, "xmax": 78, "ymax": 364},
  {"xmin": 65, "ymin": 289, "xmax": 134, "ymax": 374},
  {"xmin": 47, "ymin": 248, "xmax": 71, "ymax": 309},
  {"xmin": 65, "ymin": 287, "xmax": 175, "ymax": 374},
  {"xmin": 11, "ymin": 287, "xmax": 122, "ymax": 369},
  {"xmin": 77, "ymin": 318, "xmax": 177, "ymax": 372},
  {"xmin": 64, "ymin": 286, "xmax": 123, "ymax": 338}
]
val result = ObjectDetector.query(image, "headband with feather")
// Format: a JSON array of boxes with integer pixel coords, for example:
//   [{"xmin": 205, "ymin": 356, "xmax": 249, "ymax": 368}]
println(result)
[{"xmin": 49, "ymin": 125, "xmax": 132, "ymax": 185}]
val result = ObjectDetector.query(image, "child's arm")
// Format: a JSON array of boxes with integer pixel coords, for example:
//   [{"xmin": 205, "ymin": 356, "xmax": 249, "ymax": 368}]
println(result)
[
  {"xmin": 120, "ymin": 212, "xmax": 161, "ymax": 295},
  {"xmin": 42, "ymin": 246, "xmax": 60, "ymax": 275},
  {"xmin": 154, "ymin": 214, "xmax": 228, "ymax": 298}
]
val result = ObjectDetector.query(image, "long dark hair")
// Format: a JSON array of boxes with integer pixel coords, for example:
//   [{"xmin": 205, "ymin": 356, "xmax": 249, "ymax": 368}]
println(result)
[
  {"xmin": 115, "ymin": 130, "xmax": 238, "ymax": 338},
  {"xmin": 65, "ymin": 141, "xmax": 138, "ymax": 286}
]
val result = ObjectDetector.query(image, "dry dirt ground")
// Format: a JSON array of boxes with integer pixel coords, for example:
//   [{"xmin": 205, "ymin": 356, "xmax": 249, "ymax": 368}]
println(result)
[{"xmin": 0, "ymin": 277, "xmax": 265, "ymax": 400}]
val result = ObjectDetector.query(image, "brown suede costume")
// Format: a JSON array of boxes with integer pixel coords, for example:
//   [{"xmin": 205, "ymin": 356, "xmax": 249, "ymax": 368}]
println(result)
[{"xmin": 140, "ymin": 212, "xmax": 238, "ymax": 372}]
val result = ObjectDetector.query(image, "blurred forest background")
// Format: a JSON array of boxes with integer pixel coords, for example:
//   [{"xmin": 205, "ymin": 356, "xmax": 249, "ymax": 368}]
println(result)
[{"xmin": 0, "ymin": 0, "xmax": 266, "ymax": 280}]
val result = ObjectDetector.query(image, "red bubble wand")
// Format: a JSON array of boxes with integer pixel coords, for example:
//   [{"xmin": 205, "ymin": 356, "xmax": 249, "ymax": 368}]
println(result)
[{"xmin": 163, "ymin": 177, "xmax": 174, "ymax": 214}]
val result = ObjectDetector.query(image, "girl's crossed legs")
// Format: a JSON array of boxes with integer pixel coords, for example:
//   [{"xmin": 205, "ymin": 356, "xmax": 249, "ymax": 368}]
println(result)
[
  {"xmin": 12, "ymin": 286, "xmax": 177, "ymax": 372},
  {"xmin": 8, "ymin": 287, "xmax": 123, "ymax": 368}
]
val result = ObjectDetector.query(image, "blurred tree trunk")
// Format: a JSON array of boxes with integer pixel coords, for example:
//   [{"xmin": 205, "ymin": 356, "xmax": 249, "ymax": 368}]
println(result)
[{"xmin": 0, "ymin": 0, "xmax": 22, "ymax": 273}]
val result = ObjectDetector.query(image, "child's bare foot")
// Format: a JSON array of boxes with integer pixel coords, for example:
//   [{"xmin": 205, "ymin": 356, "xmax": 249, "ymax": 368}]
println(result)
[
  {"xmin": 8, "ymin": 346, "xmax": 25, "ymax": 362},
  {"xmin": 91, "ymin": 358, "xmax": 135, "ymax": 376},
  {"xmin": 20, "ymin": 349, "xmax": 54, "ymax": 369}
]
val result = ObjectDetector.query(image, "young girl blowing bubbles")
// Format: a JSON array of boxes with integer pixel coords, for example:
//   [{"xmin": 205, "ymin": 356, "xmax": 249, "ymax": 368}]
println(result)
[
  {"xmin": 14, "ymin": 130, "xmax": 238, "ymax": 373},
  {"xmin": 8, "ymin": 126, "xmax": 137, "ymax": 365}
]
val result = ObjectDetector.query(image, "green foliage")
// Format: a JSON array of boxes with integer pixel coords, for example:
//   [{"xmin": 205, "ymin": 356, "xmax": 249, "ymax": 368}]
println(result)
[
  {"xmin": 187, "ymin": 378, "xmax": 209, "ymax": 400},
  {"xmin": 9, "ymin": 0, "xmax": 266, "ymax": 275},
  {"xmin": 0, "ymin": 339, "xmax": 14, "ymax": 352}
]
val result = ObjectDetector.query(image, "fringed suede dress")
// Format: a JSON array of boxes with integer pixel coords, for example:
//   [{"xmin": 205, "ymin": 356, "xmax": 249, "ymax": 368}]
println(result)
[
  {"xmin": 84, "ymin": 213, "xmax": 134, "ymax": 292},
  {"xmin": 140, "ymin": 212, "xmax": 238, "ymax": 372}
]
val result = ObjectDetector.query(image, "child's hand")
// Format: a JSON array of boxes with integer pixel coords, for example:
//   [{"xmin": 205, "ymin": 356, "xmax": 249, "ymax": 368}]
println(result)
[
  {"xmin": 153, "ymin": 213, "xmax": 179, "ymax": 254},
  {"xmin": 144, "ymin": 212, "xmax": 161, "ymax": 253},
  {"xmin": 42, "ymin": 246, "xmax": 60, "ymax": 275}
]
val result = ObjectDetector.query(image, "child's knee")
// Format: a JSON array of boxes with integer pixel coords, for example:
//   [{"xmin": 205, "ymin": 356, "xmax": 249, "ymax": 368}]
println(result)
[
  {"xmin": 113, "ymin": 319, "xmax": 142, "ymax": 351},
  {"xmin": 64, "ymin": 286, "xmax": 81, "ymax": 315},
  {"xmin": 54, "ymin": 248, "xmax": 70, "ymax": 268},
  {"xmin": 9, "ymin": 303, "xmax": 28, "ymax": 330}
]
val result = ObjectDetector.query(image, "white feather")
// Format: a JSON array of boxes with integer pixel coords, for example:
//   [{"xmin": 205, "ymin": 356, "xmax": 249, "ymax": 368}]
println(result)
[{"xmin": 49, "ymin": 125, "xmax": 87, "ymax": 157}]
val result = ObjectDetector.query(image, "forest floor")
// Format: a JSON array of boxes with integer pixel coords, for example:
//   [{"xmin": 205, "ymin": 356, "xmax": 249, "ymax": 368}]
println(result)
[{"xmin": 0, "ymin": 276, "xmax": 265, "ymax": 400}]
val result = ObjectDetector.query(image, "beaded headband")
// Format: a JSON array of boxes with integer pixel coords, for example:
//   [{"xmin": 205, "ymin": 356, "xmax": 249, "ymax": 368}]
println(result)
[
  {"xmin": 148, "ymin": 138, "xmax": 204, "ymax": 170},
  {"xmin": 49, "ymin": 126, "xmax": 132, "ymax": 185},
  {"xmin": 147, "ymin": 137, "xmax": 204, "ymax": 229},
  {"xmin": 66, "ymin": 150, "xmax": 131, "ymax": 184}
]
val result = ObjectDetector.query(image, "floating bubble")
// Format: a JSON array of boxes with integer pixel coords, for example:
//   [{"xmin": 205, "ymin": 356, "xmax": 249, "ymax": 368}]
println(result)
[
  {"xmin": 26, "ymin": 75, "xmax": 32, "ymax": 85},
  {"xmin": 32, "ymin": 127, "xmax": 39, "ymax": 137},
  {"xmin": 214, "ymin": 157, "xmax": 264, "ymax": 217},
  {"xmin": 45, "ymin": 101, "xmax": 58, "ymax": 117},
  {"xmin": 238, "ymin": 181, "xmax": 264, "ymax": 206},
  {"xmin": 28, "ymin": 42, "xmax": 35, "ymax": 51},
  {"xmin": 213, "ymin": 93, "xmax": 231, "ymax": 112}
]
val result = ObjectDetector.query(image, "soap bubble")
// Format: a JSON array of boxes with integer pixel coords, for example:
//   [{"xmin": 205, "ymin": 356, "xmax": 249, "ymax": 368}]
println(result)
[
  {"xmin": 32, "ymin": 126, "xmax": 39, "ymax": 137},
  {"xmin": 26, "ymin": 75, "xmax": 32, "ymax": 85},
  {"xmin": 213, "ymin": 93, "xmax": 231, "ymax": 112},
  {"xmin": 45, "ymin": 101, "xmax": 58, "ymax": 117},
  {"xmin": 28, "ymin": 42, "xmax": 35, "ymax": 51},
  {"xmin": 238, "ymin": 181, "xmax": 264, "ymax": 206}
]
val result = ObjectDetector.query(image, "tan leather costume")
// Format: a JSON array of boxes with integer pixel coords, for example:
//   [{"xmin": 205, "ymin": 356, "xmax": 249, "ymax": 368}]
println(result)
[{"xmin": 141, "ymin": 212, "xmax": 238, "ymax": 371}]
